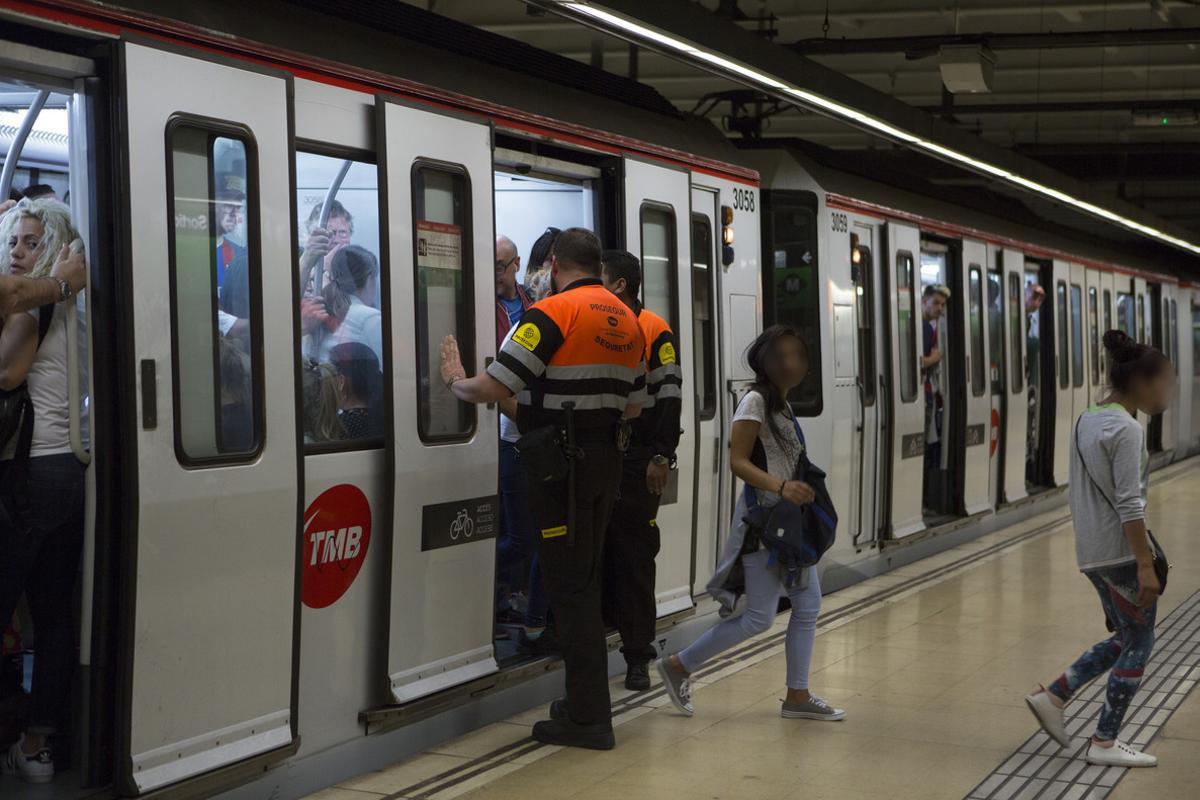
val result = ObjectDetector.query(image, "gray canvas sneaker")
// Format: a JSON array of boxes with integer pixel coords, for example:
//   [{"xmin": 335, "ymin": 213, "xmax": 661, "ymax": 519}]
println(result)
[
  {"xmin": 781, "ymin": 695, "xmax": 845, "ymax": 721},
  {"xmin": 655, "ymin": 656, "xmax": 694, "ymax": 716}
]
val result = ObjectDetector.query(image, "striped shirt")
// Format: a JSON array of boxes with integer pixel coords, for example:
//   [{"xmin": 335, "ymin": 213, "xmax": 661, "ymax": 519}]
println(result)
[{"xmin": 487, "ymin": 277, "xmax": 647, "ymax": 432}]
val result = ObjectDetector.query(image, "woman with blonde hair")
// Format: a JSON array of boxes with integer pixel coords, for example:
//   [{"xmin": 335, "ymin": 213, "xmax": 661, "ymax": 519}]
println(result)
[{"xmin": 0, "ymin": 197, "xmax": 86, "ymax": 784}]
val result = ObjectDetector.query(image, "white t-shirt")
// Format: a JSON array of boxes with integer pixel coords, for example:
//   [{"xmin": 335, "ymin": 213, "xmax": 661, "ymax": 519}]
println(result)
[
  {"xmin": 309, "ymin": 296, "xmax": 384, "ymax": 368},
  {"xmin": 3, "ymin": 303, "xmax": 72, "ymax": 459},
  {"xmin": 498, "ymin": 324, "xmax": 520, "ymax": 443},
  {"xmin": 733, "ymin": 388, "xmax": 805, "ymax": 508}
]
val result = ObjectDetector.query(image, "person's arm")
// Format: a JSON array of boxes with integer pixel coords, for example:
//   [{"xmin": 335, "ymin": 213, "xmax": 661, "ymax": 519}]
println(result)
[
  {"xmin": 0, "ymin": 245, "xmax": 85, "ymax": 317},
  {"xmin": 0, "ymin": 312, "xmax": 40, "ymax": 391},
  {"xmin": 1110, "ymin": 423, "xmax": 1158, "ymax": 606},
  {"xmin": 728, "ymin": 396, "xmax": 814, "ymax": 506},
  {"xmin": 499, "ymin": 395, "xmax": 519, "ymax": 421},
  {"xmin": 646, "ymin": 330, "xmax": 683, "ymax": 459}
]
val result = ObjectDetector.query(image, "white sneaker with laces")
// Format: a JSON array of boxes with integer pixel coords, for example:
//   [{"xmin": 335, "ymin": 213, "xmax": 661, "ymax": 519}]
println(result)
[
  {"xmin": 781, "ymin": 694, "xmax": 845, "ymax": 721},
  {"xmin": 1085, "ymin": 739, "xmax": 1157, "ymax": 768},
  {"xmin": 2, "ymin": 736, "xmax": 54, "ymax": 784},
  {"xmin": 1024, "ymin": 688, "xmax": 1070, "ymax": 748}
]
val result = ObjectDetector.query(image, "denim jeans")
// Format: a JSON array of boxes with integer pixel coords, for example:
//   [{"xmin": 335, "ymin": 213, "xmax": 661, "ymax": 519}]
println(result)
[
  {"xmin": 1048, "ymin": 561, "xmax": 1157, "ymax": 742},
  {"xmin": 496, "ymin": 439, "xmax": 548, "ymax": 628},
  {"xmin": 0, "ymin": 453, "xmax": 86, "ymax": 736}
]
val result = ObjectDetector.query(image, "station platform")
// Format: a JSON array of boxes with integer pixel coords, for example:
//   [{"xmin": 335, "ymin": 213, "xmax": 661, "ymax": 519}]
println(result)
[{"xmin": 306, "ymin": 459, "xmax": 1200, "ymax": 800}]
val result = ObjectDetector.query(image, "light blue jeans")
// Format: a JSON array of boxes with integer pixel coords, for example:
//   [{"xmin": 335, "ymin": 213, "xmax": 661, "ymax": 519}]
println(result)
[{"xmin": 678, "ymin": 548, "xmax": 822, "ymax": 689}]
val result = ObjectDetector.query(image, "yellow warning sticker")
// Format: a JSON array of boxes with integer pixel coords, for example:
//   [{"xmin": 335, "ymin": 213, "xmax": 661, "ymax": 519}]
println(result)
[
  {"xmin": 513, "ymin": 322, "xmax": 541, "ymax": 352},
  {"xmin": 541, "ymin": 525, "xmax": 567, "ymax": 539},
  {"xmin": 658, "ymin": 341, "xmax": 676, "ymax": 365},
  {"xmin": 649, "ymin": 519, "xmax": 657, "ymax": 527}
]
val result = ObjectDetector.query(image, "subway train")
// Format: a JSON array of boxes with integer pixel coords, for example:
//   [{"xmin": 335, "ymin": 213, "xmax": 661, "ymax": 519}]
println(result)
[{"xmin": 0, "ymin": 2, "xmax": 1197, "ymax": 799}]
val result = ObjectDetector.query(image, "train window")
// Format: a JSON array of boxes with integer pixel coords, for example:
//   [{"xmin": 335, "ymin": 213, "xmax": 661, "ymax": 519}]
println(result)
[
  {"xmin": 1170, "ymin": 299, "xmax": 1178, "ymax": 374},
  {"xmin": 1007, "ymin": 272, "xmax": 1022, "ymax": 392},
  {"xmin": 1070, "ymin": 284, "xmax": 1084, "ymax": 388},
  {"xmin": 968, "ymin": 266, "xmax": 985, "ymax": 397},
  {"xmin": 855, "ymin": 245, "xmax": 876, "ymax": 407},
  {"xmin": 641, "ymin": 204, "xmax": 678, "ymax": 332},
  {"xmin": 763, "ymin": 190, "xmax": 822, "ymax": 414},
  {"xmin": 987, "ymin": 269, "xmax": 1004, "ymax": 395},
  {"xmin": 295, "ymin": 151, "xmax": 383, "ymax": 448},
  {"xmin": 1118, "ymin": 292, "xmax": 1134, "ymax": 339},
  {"xmin": 166, "ymin": 124, "xmax": 262, "ymax": 464},
  {"xmin": 413, "ymin": 163, "xmax": 475, "ymax": 442},
  {"xmin": 1193, "ymin": 300, "xmax": 1200, "ymax": 377},
  {"xmin": 1088, "ymin": 287, "xmax": 1100, "ymax": 387},
  {"xmin": 1136, "ymin": 293, "xmax": 1145, "ymax": 343},
  {"xmin": 896, "ymin": 251, "xmax": 918, "ymax": 403},
  {"xmin": 1163, "ymin": 298, "xmax": 1171, "ymax": 363},
  {"xmin": 1103, "ymin": 289, "xmax": 1113, "ymax": 333},
  {"xmin": 1056, "ymin": 282, "xmax": 1069, "ymax": 389},
  {"xmin": 690, "ymin": 214, "xmax": 716, "ymax": 420}
]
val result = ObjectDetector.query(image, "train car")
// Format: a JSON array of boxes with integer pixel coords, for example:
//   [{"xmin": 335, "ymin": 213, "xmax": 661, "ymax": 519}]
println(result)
[
  {"xmin": 0, "ymin": 1, "xmax": 759, "ymax": 798},
  {"xmin": 743, "ymin": 144, "xmax": 1200, "ymax": 591}
]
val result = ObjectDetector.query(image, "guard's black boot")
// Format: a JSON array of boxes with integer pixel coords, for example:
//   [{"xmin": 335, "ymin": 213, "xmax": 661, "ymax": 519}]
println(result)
[
  {"xmin": 549, "ymin": 698, "xmax": 568, "ymax": 721},
  {"xmin": 531, "ymin": 718, "xmax": 615, "ymax": 750},
  {"xmin": 624, "ymin": 662, "xmax": 650, "ymax": 691}
]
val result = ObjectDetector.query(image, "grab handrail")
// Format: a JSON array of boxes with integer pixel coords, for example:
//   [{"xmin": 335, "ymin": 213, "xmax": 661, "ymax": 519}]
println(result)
[
  {"xmin": 0, "ymin": 89, "xmax": 49, "ymax": 200},
  {"xmin": 311, "ymin": 158, "xmax": 353, "ymax": 293}
]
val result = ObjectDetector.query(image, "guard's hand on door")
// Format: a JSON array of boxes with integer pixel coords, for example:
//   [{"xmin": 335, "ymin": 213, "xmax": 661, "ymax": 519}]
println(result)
[{"xmin": 440, "ymin": 335, "xmax": 467, "ymax": 388}]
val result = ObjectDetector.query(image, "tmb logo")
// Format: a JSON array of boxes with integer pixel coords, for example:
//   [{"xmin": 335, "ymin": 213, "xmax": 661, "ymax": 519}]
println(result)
[{"xmin": 302, "ymin": 484, "xmax": 372, "ymax": 609}]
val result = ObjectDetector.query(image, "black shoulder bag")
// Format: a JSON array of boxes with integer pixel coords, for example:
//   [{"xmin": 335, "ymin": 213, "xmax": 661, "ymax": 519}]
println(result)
[
  {"xmin": 0, "ymin": 304, "xmax": 55, "ymax": 532},
  {"xmin": 1072, "ymin": 416, "xmax": 1169, "ymax": 595}
]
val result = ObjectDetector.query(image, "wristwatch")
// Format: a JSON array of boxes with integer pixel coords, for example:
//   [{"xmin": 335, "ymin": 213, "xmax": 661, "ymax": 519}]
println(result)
[{"xmin": 651, "ymin": 453, "xmax": 677, "ymax": 470}]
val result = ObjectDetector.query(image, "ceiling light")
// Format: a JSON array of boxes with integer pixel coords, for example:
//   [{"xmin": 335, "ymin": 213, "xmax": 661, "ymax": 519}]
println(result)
[{"xmin": 545, "ymin": 1, "xmax": 1200, "ymax": 256}]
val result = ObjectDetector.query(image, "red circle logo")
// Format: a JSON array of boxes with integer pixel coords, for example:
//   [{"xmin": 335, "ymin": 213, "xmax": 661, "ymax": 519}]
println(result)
[
  {"xmin": 990, "ymin": 408, "xmax": 1001, "ymax": 457},
  {"xmin": 302, "ymin": 484, "xmax": 372, "ymax": 609}
]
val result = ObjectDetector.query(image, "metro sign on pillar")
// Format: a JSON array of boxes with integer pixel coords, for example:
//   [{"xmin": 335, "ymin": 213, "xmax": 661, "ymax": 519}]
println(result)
[{"xmin": 302, "ymin": 484, "xmax": 372, "ymax": 609}]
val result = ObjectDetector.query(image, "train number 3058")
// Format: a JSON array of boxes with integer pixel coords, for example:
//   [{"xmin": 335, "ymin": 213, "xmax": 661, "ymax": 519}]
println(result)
[
  {"xmin": 831, "ymin": 212, "xmax": 849, "ymax": 233},
  {"xmin": 732, "ymin": 188, "xmax": 755, "ymax": 212}
]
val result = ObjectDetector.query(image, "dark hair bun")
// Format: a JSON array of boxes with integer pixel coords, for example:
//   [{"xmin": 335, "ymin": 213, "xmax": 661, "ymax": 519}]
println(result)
[{"xmin": 1102, "ymin": 329, "xmax": 1138, "ymax": 363}]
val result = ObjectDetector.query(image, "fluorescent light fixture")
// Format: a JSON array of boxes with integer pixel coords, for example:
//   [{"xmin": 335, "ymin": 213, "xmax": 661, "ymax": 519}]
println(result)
[{"xmin": 549, "ymin": 1, "xmax": 1200, "ymax": 256}]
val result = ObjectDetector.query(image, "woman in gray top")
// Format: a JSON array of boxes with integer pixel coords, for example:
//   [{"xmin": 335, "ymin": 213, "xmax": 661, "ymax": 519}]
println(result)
[{"xmin": 1025, "ymin": 330, "xmax": 1172, "ymax": 769}]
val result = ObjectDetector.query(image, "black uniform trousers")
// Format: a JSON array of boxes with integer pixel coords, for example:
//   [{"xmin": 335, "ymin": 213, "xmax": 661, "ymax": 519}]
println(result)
[
  {"xmin": 525, "ymin": 436, "xmax": 623, "ymax": 727},
  {"xmin": 602, "ymin": 456, "xmax": 662, "ymax": 666}
]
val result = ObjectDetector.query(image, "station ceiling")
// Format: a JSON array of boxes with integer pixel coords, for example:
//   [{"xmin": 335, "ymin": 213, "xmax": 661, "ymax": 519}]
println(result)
[{"xmin": 398, "ymin": 0, "xmax": 1200, "ymax": 259}]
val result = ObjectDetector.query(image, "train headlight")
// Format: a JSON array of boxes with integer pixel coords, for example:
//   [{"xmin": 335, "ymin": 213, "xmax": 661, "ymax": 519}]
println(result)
[{"xmin": 721, "ymin": 204, "xmax": 735, "ymax": 266}]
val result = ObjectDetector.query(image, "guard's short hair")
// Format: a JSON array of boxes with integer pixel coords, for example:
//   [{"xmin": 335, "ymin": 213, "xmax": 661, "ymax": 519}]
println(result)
[
  {"xmin": 602, "ymin": 249, "xmax": 641, "ymax": 297},
  {"xmin": 551, "ymin": 227, "xmax": 602, "ymax": 275},
  {"xmin": 923, "ymin": 283, "xmax": 951, "ymax": 300}
]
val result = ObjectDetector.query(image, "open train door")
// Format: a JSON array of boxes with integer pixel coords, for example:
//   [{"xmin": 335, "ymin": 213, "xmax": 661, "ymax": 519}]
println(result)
[
  {"xmin": 378, "ymin": 98, "xmax": 500, "ymax": 701},
  {"xmin": 1050, "ymin": 259, "xmax": 1073, "ymax": 486},
  {"xmin": 961, "ymin": 239, "xmax": 991, "ymax": 515},
  {"xmin": 1000, "ymin": 248, "xmax": 1028, "ymax": 503},
  {"xmin": 884, "ymin": 221, "xmax": 925, "ymax": 538},
  {"xmin": 116, "ymin": 42, "xmax": 300, "ymax": 793},
  {"xmin": 624, "ymin": 158, "xmax": 696, "ymax": 617}
]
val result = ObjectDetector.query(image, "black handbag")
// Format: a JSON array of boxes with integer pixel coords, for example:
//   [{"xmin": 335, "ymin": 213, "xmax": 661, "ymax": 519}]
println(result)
[
  {"xmin": 0, "ymin": 305, "xmax": 55, "ymax": 532},
  {"xmin": 1072, "ymin": 418, "xmax": 1169, "ymax": 594}
]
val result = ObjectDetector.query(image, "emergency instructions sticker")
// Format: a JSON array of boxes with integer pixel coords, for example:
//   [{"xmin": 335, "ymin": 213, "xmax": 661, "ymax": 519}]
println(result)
[{"xmin": 415, "ymin": 220, "xmax": 463, "ymax": 270}]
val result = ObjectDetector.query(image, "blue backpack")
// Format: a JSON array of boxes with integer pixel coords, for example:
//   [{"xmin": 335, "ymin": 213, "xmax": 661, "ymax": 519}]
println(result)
[{"xmin": 743, "ymin": 416, "xmax": 838, "ymax": 585}]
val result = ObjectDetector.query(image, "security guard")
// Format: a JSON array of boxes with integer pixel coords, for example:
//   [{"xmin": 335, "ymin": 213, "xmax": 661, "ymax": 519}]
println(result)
[
  {"xmin": 439, "ymin": 228, "xmax": 645, "ymax": 750},
  {"xmin": 599, "ymin": 250, "xmax": 683, "ymax": 691}
]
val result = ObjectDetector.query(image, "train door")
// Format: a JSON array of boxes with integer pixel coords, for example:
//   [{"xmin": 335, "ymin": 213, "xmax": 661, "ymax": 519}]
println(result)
[
  {"xmin": 918, "ymin": 241, "xmax": 953, "ymax": 518},
  {"xmin": 117, "ymin": 43, "xmax": 300, "ymax": 792},
  {"xmin": 1050, "ymin": 259, "xmax": 1072, "ymax": 486},
  {"xmin": 689, "ymin": 187, "xmax": 724, "ymax": 594},
  {"xmin": 849, "ymin": 221, "xmax": 883, "ymax": 545},
  {"xmin": 884, "ymin": 221, "xmax": 924, "ymax": 538},
  {"xmin": 962, "ymin": 240, "xmax": 991, "ymax": 515},
  {"xmin": 1086, "ymin": 269, "xmax": 1104, "ymax": 416},
  {"xmin": 1165, "ymin": 287, "xmax": 1180, "ymax": 452},
  {"xmin": 985, "ymin": 247, "xmax": 1003, "ymax": 506},
  {"xmin": 1000, "ymin": 248, "xmax": 1028, "ymax": 503},
  {"xmin": 623, "ymin": 158, "xmax": 696, "ymax": 617},
  {"xmin": 1069, "ymin": 264, "xmax": 1090, "ymax": 426},
  {"xmin": 379, "ymin": 98, "xmax": 499, "ymax": 701},
  {"xmin": 291, "ymin": 81, "xmax": 390, "ymax": 755},
  {"xmin": 1134, "ymin": 276, "xmax": 1150, "ymax": 437}
]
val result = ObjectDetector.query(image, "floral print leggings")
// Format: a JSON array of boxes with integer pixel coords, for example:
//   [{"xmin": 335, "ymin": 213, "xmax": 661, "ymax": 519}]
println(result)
[{"xmin": 1047, "ymin": 562, "xmax": 1157, "ymax": 742}]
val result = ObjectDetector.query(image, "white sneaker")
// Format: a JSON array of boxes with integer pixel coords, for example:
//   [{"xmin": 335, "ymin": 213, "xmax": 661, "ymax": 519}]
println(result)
[
  {"xmin": 781, "ymin": 694, "xmax": 845, "ymax": 721},
  {"xmin": 2, "ymin": 736, "xmax": 54, "ymax": 784},
  {"xmin": 1024, "ymin": 688, "xmax": 1070, "ymax": 748},
  {"xmin": 1085, "ymin": 739, "xmax": 1157, "ymax": 768}
]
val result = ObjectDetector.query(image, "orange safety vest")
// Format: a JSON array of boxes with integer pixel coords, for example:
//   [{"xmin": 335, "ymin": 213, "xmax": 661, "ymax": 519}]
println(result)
[
  {"xmin": 629, "ymin": 305, "xmax": 683, "ymax": 456},
  {"xmin": 488, "ymin": 277, "xmax": 646, "ymax": 432}
]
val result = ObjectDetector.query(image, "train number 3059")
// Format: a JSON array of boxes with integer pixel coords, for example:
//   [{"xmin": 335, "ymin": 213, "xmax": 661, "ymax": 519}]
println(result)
[{"xmin": 732, "ymin": 188, "xmax": 755, "ymax": 212}]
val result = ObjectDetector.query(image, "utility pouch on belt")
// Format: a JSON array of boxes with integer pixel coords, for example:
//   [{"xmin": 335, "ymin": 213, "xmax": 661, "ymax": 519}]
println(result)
[{"xmin": 515, "ymin": 425, "xmax": 570, "ymax": 484}]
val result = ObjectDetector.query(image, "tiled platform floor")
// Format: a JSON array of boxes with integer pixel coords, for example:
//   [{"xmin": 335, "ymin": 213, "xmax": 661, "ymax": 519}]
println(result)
[{"xmin": 306, "ymin": 459, "xmax": 1200, "ymax": 800}]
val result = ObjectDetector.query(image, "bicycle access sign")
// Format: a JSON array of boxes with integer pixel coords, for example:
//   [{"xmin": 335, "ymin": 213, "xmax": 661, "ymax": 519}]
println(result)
[
  {"xmin": 420, "ymin": 494, "xmax": 498, "ymax": 552},
  {"xmin": 302, "ymin": 483, "xmax": 372, "ymax": 609}
]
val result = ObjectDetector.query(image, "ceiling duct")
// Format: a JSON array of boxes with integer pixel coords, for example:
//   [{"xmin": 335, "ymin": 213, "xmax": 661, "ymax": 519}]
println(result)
[{"xmin": 939, "ymin": 44, "xmax": 996, "ymax": 94}]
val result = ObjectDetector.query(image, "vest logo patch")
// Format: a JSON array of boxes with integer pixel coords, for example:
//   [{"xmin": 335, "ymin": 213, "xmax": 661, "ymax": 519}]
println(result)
[
  {"xmin": 658, "ymin": 341, "xmax": 677, "ymax": 365},
  {"xmin": 513, "ymin": 322, "xmax": 541, "ymax": 352}
]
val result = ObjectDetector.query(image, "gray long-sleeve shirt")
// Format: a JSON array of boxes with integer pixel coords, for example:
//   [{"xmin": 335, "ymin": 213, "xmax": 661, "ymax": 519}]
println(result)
[{"xmin": 1069, "ymin": 404, "xmax": 1149, "ymax": 572}]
